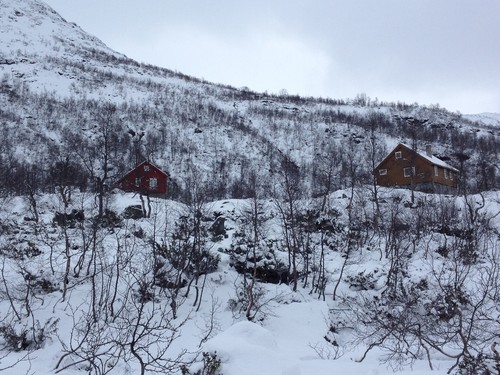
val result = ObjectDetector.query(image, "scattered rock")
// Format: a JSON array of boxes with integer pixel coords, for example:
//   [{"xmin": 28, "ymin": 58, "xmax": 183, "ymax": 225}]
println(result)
[
  {"xmin": 210, "ymin": 216, "xmax": 226, "ymax": 238},
  {"xmin": 53, "ymin": 209, "xmax": 84, "ymax": 228},
  {"xmin": 122, "ymin": 205, "xmax": 144, "ymax": 220}
]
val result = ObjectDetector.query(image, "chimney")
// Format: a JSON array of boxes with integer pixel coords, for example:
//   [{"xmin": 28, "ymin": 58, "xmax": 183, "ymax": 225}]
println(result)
[{"xmin": 425, "ymin": 144, "xmax": 432, "ymax": 157}]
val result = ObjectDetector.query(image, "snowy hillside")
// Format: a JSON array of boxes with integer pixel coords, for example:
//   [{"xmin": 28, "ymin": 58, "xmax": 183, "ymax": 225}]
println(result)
[
  {"xmin": 1, "ymin": 0, "xmax": 499, "ymax": 198},
  {"xmin": 0, "ymin": 0, "xmax": 125, "ymax": 96},
  {"xmin": 1, "ymin": 1, "xmax": 500, "ymax": 374},
  {"xmin": 464, "ymin": 112, "xmax": 500, "ymax": 127},
  {"xmin": 1, "ymin": 188, "xmax": 499, "ymax": 375}
]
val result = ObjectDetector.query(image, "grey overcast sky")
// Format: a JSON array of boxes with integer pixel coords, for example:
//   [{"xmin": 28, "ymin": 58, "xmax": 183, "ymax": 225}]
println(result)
[{"xmin": 44, "ymin": 0, "xmax": 500, "ymax": 114}]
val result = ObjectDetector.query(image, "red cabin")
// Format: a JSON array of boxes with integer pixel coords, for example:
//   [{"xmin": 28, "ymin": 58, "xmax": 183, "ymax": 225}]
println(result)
[{"xmin": 115, "ymin": 161, "xmax": 168, "ymax": 195}]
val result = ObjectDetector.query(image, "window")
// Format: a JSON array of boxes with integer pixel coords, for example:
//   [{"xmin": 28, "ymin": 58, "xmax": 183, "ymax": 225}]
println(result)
[
  {"xmin": 450, "ymin": 171, "xmax": 453, "ymax": 180},
  {"xmin": 444, "ymin": 169, "xmax": 448, "ymax": 179},
  {"xmin": 144, "ymin": 165, "xmax": 150, "ymax": 172},
  {"xmin": 135, "ymin": 178, "xmax": 141, "ymax": 187},
  {"xmin": 149, "ymin": 178, "xmax": 158, "ymax": 189},
  {"xmin": 404, "ymin": 167, "xmax": 415, "ymax": 177},
  {"xmin": 379, "ymin": 169, "xmax": 387, "ymax": 176},
  {"xmin": 434, "ymin": 166, "xmax": 439, "ymax": 176},
  {"xmin": 395, "ymin": 151, "xmax": 402, "ymax": 159}
]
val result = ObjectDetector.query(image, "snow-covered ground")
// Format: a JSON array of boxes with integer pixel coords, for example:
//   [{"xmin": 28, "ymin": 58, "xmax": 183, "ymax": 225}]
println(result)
[
  {"xmin": 4, "ymin": 188, "xmax": 499, "ymax": 374},
  {"xmin": 464, "ymin": 112, "xmax": 500, "ymax": 127},
  {"xmin": 1, "ymin": 1, "xmax": 499, "ymax": 374}
]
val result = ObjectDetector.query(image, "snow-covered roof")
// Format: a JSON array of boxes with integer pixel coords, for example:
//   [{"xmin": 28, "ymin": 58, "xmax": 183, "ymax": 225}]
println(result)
[{"xmin": 400, "ymin": 143, "xmax": 459, "ymax": 172}]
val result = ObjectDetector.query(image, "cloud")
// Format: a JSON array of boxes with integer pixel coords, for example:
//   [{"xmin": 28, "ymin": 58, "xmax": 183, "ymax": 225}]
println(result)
[
  {"xmin": 43, "ymin": 0, "xmax": 500, "ymax": 113},
  {"xmin": 121, "ymin": 23, "xmax": 331, "ymax": 97}
]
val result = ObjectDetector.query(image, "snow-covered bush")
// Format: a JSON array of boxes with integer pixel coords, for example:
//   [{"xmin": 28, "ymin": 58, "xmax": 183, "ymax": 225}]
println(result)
[
  {"xmin": 0, "ymin": 318, "xmax": 58, "ymax": 352},
  {"xmin": 230, "ymin": 235, "xmax": 289, "ymax": 284},
  {"xmin": 181, "ymin": 351, "xmax": 223, "ymax": 375},
  {"xmin": 345, "ymin": 270, "xmax": 381, "ymax": 291}
]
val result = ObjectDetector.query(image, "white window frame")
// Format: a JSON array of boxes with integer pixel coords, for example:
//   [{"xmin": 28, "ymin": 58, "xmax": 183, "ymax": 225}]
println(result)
[
  {"xmin": 450, "ymin": 171, "xmax": 453, "ymax": 180},
  {"xmin": 379, "ymin": 169, "xmax": 387, "ymax": 176},
  {"xmin": 404, "ymin": 167, "xmax": 415, "ymax": 177},
  {"xmin": 444, "ymin": 169, "xmax": 448, "ymax": 179},
  {"xmin": 135, "ymin": 178, "xmax": 141, "ymax": 187},
  {"xmin": 434, "ymin": 166, "xmax": 439, "ymax": 176},
  {"xmin": 395, "ymin": 151, "xmax": 402, "ymax": 159},
  {"xmin": 149, "ymin": 177, "xmax": 158, "ymax": 189},
  {"xmin": 144, "ymin": 165, "xmax": 150, "ymax": 172}
]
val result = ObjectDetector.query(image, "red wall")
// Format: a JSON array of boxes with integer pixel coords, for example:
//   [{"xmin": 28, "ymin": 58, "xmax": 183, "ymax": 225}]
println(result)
[{"xmin": 117, "ymin": 162, "xmax": 167, "ymax": 195}]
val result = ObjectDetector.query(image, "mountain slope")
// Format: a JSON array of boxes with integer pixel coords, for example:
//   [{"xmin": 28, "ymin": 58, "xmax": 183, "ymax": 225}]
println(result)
[
  {"xmin": 0, "ymin": 0, "xmax": 125, "ymax": 95},
  {"xmin": 0, "ymin": 2, "xmax": 500, "ymax": 375},
  {"xmin": 465, "ymin": 112, "xmax": 500, "ymax": 127},
  {"xmin": 0, "ymin": 0, "xmax": 113, "ymax": 56},
  {"xmin": 0, "ymin": 0, "xmax": 499, "ymax": 198}
]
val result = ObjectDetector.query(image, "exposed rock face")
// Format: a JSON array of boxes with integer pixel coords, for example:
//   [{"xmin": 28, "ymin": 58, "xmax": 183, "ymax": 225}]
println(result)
[
  {"xmin": 122, "ymin": 205, "xmax": 145, "ymax": 220},
  {"xmin": 210, "ymin": 216, "xmax": 226, "ymax": 238},
  {"xmin": 53, "ymin": 209, "xmax": 84, "ymax": 227}
]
